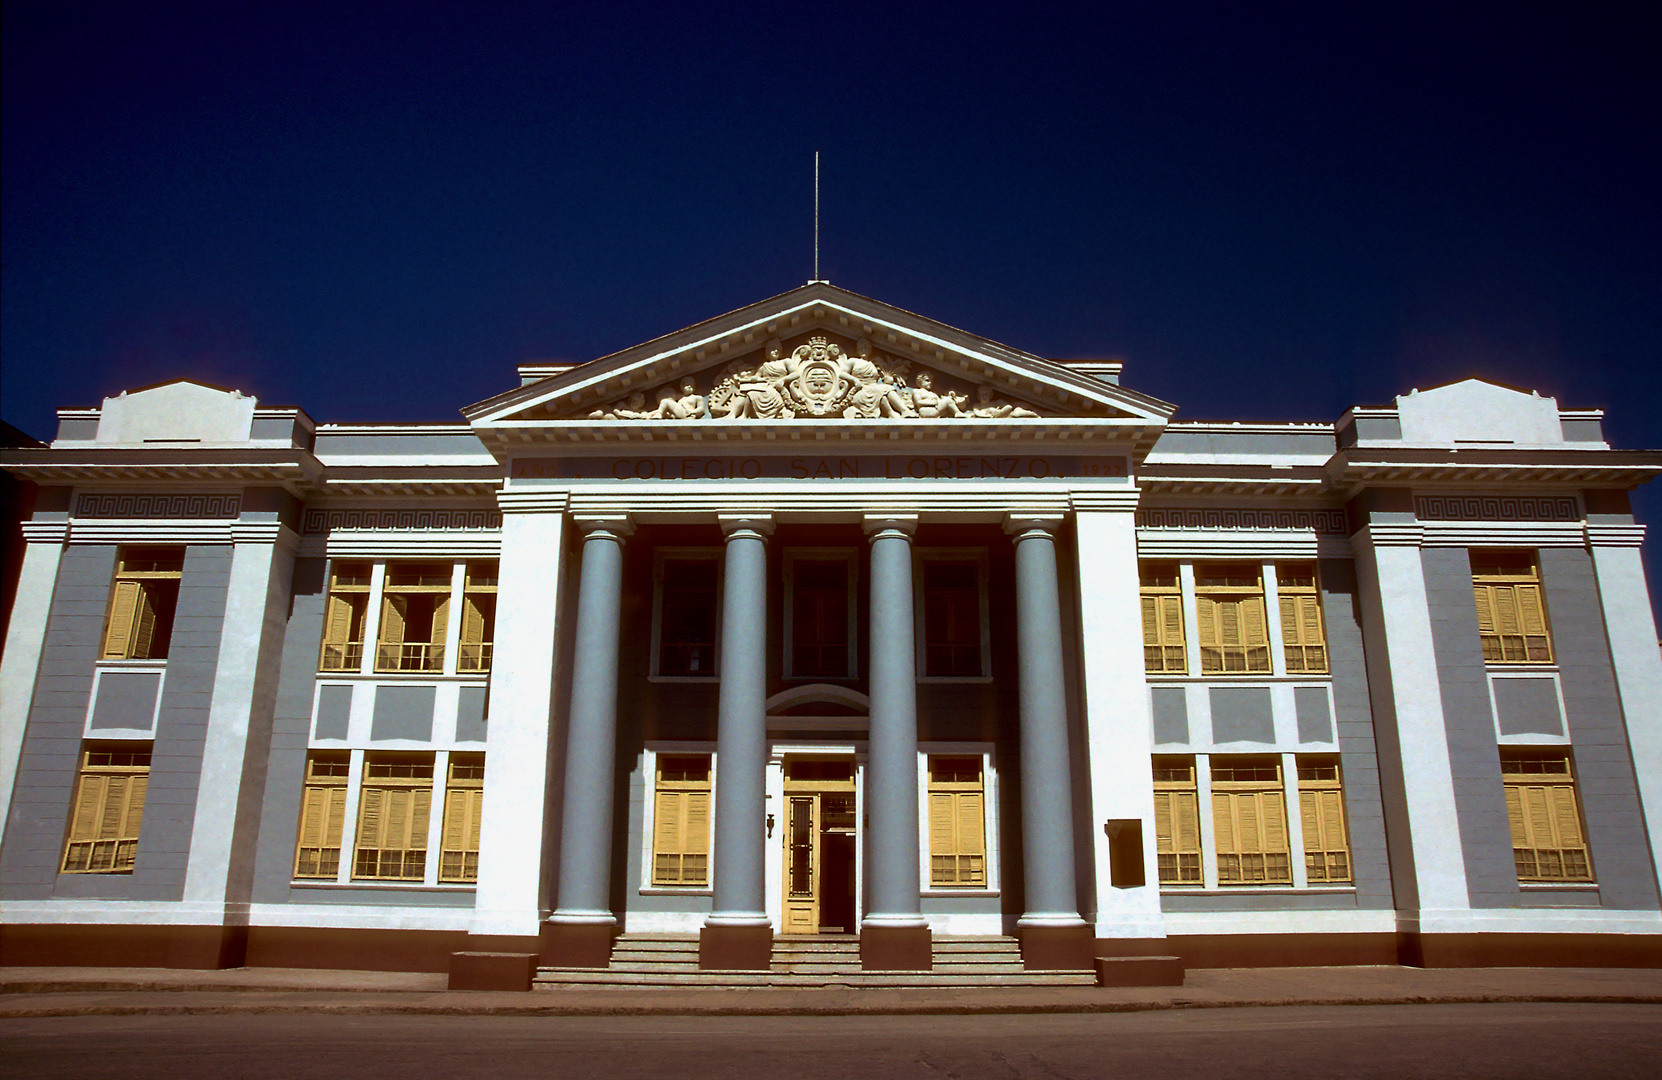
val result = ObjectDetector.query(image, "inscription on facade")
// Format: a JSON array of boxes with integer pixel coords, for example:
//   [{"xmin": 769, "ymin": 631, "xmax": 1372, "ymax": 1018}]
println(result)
[{"xmin": 511, "ymin": 455, "xmax": 1127, "ymax": 481}]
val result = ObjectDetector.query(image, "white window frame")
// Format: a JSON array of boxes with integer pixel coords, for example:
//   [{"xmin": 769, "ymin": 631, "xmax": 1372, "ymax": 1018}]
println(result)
[
  {"xmin": 1489, "ymin": 671, "xmax": 1572, "ymax": 746},
  {"xmin": 917, "ymin": 742, "xmax": 1000, "ymax": 897},
  {"xmin": 648, "ymin": 547, "xmax": 723, "ymax": 681},
  {"xmin": 638, "ymin": 743, "xmax": 718, "ymax": 895},
  {"xmin": 783, "ymin": 547, "xmax": 860, "ymax": 681},
  {"xmin": 83, "ymin": 662, "xmax": 167, "ymax": 740},
  {"xmin": 913, "ymin": 548, "xmax": 992, "ymax": 683}
]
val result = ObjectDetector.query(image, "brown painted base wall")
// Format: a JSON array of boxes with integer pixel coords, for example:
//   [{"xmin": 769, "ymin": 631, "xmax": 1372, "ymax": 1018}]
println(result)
[
  {"xmin": 1096, "ymin": 933, "xmax": 1662, "ymax": 969},
  {"xmin": 0, "ymin": 924, "xmax": 249, "ymax": 970}
]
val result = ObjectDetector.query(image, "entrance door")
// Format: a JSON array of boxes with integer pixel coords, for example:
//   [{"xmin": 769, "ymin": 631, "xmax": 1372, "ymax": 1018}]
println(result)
[{"xmin": 780, "ymin": 757, "xmax": 858, "ymax": 935}]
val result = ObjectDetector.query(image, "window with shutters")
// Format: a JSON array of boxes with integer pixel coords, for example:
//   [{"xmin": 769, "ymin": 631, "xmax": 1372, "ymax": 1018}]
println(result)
[
  {"xmin": 1140, "ymin": 561, "xmax": 1187, "ymax": 674},
  {"xmin": 1472, "ymin": 551, "xmax": 1553, "ymax": 664},
  {"xmin": 1296, "ymin": 755, "xmax": 1351, "ymax": 883},
  {"xmin": 439, "ymin": 753, "xmax": 485, "ymax": 883},
  {"xmin": 921, "ymin": 555, "xmax": 987, "ymax": 678},
  {"xmin": 1152, "ymin": 756, "xmax": 1202, "ymax": 885},
  {"xmin": 352, "ymin": 753, "xmax": 434, "ymax": 880},
  {"xmin": 1210, "ymin": 755, "xmax": 1292, "ymax": 885},
  {"xmin": 318, "ymin": 561, "xmax": 371, "ymax": 672},
  {"xmin": 1501, "ymin": 749, "xmax": 1593, "ymax": 883},
  {"xmin": 1195, "ymin": 563, "xmax": 1271, "ymax": 674},
  {"xmin": 1277, "ymin": 563, "xmax": 1329, "ymax": 675},
  {"xmin": 785, "ymin": 551, "xmax": 857, "ymax": 679},
  {"xmin": 100, "ymin": 547, "xmax": 183, "ymax": 661},
  {"xmin": 655, "ymin": 555, "xmax": 719, "ymax": 677},
  {"xmin": 292, "ymin": 752, "xmax": 350, "ymax": 879},
  {"xmin": 61, "ymin": 745, "xmax": 151, "ymax": 874},
  {"xmin": 927, "ymin": 756, "xmax": 986, "ymax": 887},
  {"xmin": 457, "ymin": 562, "xmax": 497, "ymax": 673},
  {"xmin": 376, "ymin": 563, "xmax": 451, "ymax": 673},
  {"xmin": 651, "ymin": 754, "xmax": 711, "ymax": 886}
]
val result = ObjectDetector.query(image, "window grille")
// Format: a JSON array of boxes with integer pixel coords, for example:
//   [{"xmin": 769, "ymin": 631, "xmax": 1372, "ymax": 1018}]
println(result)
[
  {"xmin": 1211, "ymin": 755, "xmax": 1292, "ymax": 884},
  {"xmin": 1472, "ymin": 551, "xmax": 1553, "ymax": 664},
  {"xmin": 1152, "ymin": 755, "xmax": 1202, "ymax": 885},
  {"xmin": 1277, "ymin": 563, "xmax": 1329, "ymax": 674},
  {"xmin": 101, "ymin": 547, "xmax": 183, "ymax": 661},
  {"xmin": 651, "ymin": 754, "xmax": 711, "ymax": 886},
  {"xmin": 61, "ymin": 746, "xmax": 151, "ymax": 874},
  {"xmin": 1501, "ymin": 750, "xmax": 1592, "ymax": 882},
  {"xmin": 927, "ymin": 756, "xmax": 986, "ymax": 887},
  {"xmin": 1195, "ymin": 563, "xmax": 1271, "ymax": 674},
  {"xmin": 1140, "ymin": 561, "xmax": 1187, "ymax": 674},
  {"xmin": 1296, "ymin": 755, "xmax": 1351, "ymax": 882}
]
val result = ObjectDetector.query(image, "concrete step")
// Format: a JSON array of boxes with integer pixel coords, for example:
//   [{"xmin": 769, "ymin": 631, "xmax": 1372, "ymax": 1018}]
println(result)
[{"xmin": 534, "ymin": 969, "xmax": 1097, "ymax": 989}]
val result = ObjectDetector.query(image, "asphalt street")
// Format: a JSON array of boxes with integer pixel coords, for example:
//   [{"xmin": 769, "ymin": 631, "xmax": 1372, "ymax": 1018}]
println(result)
[{"xmin": 3, "ymin": 1002, "xmax": 1658, "ymax": 1079}]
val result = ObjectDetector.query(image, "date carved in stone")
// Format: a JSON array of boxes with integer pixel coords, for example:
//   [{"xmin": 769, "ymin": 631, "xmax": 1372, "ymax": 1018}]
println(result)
[{"xmin": 585, "ymin": 336, "xmax": 1042, "ymax": 421}]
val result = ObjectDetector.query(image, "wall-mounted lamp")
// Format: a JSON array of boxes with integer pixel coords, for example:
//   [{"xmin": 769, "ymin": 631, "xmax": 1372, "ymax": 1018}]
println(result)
[{"xmin": 766, "ymin": 813, "xmax": 776, "ymax": 839}]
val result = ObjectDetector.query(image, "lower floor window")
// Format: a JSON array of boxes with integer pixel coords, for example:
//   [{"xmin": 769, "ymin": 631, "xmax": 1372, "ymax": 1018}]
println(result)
[
  {"xmin": 651, "ymin": 754, "xmax": 711, "ymax": 886},
  {"xmin": 439, "ymin": 753, "xmax": 485, "ymax": 883},
  {"xmin": 353, "ymin": 753, "xmax": 435, "ymax": 881},
  {"xmin": 1212, "ymin": 756, "xmax": 1292, "ymax": 885},
  {"xmin": 294, "ymin": 752, "xmax": 350, "ymax": 878},
  {"xmin": 1153, "ymin": 756, "xmax": 1202, "ymax": 885},
  {"xmin": 1502, "ymin": 749, "xmax": 1593, "ymax": 883},
  {"xmin": 61, "ymin": 745, "xmax": 151, "ymax": 874},
  {"xmin": 1298, "ymin": 756, "xmax": 1352, "ymax": 883},
  {"xmin": 927, "ymin": 755, "xmax": 987, "ymax": 887}
]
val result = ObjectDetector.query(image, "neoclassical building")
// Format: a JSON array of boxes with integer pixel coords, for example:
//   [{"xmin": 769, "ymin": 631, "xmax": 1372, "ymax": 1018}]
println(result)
[{"xmin": 2, "ymin": 282, "xmax": 1660, "ymax": 978}]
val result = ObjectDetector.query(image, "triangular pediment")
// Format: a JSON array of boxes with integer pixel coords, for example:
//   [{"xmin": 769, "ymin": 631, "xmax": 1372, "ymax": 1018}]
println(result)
[{"xmin": 465, "ymin": 283, "xmax": 1173, "ymax": 429}]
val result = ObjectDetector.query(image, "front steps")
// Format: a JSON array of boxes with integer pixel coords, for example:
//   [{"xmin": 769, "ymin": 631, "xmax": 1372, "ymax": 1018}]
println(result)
[{"xmin": 535, "ymin": 934, "xmax": 1097, "ymax": 989}]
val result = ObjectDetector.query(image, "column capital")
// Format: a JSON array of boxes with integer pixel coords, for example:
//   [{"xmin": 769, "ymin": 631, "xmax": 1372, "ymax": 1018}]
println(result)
[
  {"xmin": 718, "ymin": 513, "xmax": 775, "ymax": 540},
  {"xmin": 1351, "ymin": 523, "xmax": 1425, "ymax": 549},
  {"xmin": 19, "ymin": 521, "xmax": 69, "ymax": 544},
  {"xmin": 572, "ymin": 513, "xmax": 634, "ymax": 541},
  {"xmin": 1004, "ymin": 512, "xmax": 1066, "ymax": 539},
  {"xmin": 862, "ymin": 513, "xmax": 918, "ymax": 539},
  {"xmin": 1586, "ymin": 523, "xmax": 1647, "ymax": 548}
]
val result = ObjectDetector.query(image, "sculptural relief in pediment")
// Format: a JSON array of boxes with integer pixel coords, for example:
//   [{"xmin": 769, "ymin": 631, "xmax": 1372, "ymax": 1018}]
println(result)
[{"xmin": 584, "ymin": 335, "xmax": 1043, "ymax": 422}]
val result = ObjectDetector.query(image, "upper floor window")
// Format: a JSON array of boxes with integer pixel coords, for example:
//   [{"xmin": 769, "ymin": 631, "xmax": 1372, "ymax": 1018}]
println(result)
[
  {"xmin": 319, "ymin": 561, "xmax": 371, "ymax": 672},
  {"xmin": 1195, "ymin": 563, "xmax": 1270, "ymax": 675},
  {"xmin": 101, "ymin": 547, "xmax": 183, "ymax": 661},
  {"xmin": 1140, "ymin": 561, "xmax": 1187, "ymax": 675},
  {"xmin": 1277, "ymin": 563, "xmax": 1329, "ymax": 674},
  {"xmin": 786, "ymin": 551, "xmax": 856, "ymax": 679},
  {"xmin": 457, "ymin": 562, "xmax": 497, "ymax": 674},
  {"xmin": 1472, "ymin": 550, "xmax": 1553, "ymax": 664},
  {"xmin": 377, "ymin": 563, "xmax": 451, "ymax": 673},
  {"xmin": 655, "ymin": 555, "xmax": 719, "ymax": 676},
  {"xmin": 921, "ymin": 555, "xmax": 987, "ymax": 678}
]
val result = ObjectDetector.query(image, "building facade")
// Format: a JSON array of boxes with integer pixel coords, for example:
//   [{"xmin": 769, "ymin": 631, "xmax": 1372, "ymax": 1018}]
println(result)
[{"xmin": 2, "ymin": 282, "xmax": 1660, "ymax": 973}]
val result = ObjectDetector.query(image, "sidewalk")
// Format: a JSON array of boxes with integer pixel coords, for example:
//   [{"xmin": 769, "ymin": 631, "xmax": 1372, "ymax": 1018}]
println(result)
[{"xmin": 2, "ymin": 964, "xmax": 1659, "ymax": 1018}]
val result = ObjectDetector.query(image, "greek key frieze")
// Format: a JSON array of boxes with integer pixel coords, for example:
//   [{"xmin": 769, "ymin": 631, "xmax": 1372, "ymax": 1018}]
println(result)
[
  {"xmin": 1135, "ymin": 508, "xmax": 1348, "ymax": 533},
  {"xmin": 1414, "ymin": 495, "xmax": 1581, "ymax": 522},
  {"xmin": 74, "ymin": 493, "xmax": 242, "ymax": 519},
  {"xmin": 302, "ymin": 509, "xmax": 504, "ymax": 535}
]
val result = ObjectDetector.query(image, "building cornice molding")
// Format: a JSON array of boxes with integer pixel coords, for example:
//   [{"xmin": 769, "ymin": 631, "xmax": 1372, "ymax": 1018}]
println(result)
[{"xmin": 1586, "ymin": 524, "xmax": 1648, "ymax": 548}]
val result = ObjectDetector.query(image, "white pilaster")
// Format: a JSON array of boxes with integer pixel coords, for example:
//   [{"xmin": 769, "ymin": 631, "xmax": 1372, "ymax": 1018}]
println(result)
[
  {"xmin": 1074, "ymin": 507, "xmax": 1166, "ymax": 938},
  {"xmin": 1587, "ymin": 526, "xmax": 1662, "ymax": 890},
  {"xmin": 469, "ymin": 503, "xmax": 569, "ymax": 938},
  {"xmin": 1351, "ymin": 526, "xmax": 1470, "ymax": 928},
  {"xmin": 183, "ymin": 526, "xmax": 297, "ymax": 908},
  {"xmin": 0, "ymin": 525, "xmax": 67, "ymax": 841}
]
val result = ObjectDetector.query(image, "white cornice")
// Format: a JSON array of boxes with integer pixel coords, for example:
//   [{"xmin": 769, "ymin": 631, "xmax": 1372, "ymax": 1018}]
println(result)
[{"xmin": 1586, "ymin": 524, "xmax": 1648, "ymax": 548}]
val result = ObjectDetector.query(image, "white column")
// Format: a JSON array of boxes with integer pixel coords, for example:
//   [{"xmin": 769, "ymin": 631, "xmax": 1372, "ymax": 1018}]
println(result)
[
  {"xmin": 1073, "ymin": 505, "xmax": 1165, "ymax": 938},
  {"xmin": 183, "ymin": 526, "xmax": 298, "ymax": 910},
  {"xmin": 0, "ymin": 524, "xmax": 67, "ymax": 841},
  {"xmin": 1587, "ymin": 526, "xmax": 1662, "ymax": 890},
  {"xmin": 1351, "ymin": 526, "xmax": 1470, "ymax": 929},
  {"xmin": 469, "ymin": 503, "xmax": 569, "ymax": 939}
]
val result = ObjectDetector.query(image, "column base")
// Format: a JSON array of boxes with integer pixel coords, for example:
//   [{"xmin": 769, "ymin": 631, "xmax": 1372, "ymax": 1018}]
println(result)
[
  {"xmin": 860, "ymin": 925, "xmax": 932, "ymax": 971},
  {"xmin": 545, "ymin": 922, "xmax": 617, "ymax": 968},
  {"xmin": 699, "ymin": 924, "xmax": 774, "ymax": 971},
  {"xmin": 1018, "ymin": 923, "xmax": 1095, "ymax": 971}
]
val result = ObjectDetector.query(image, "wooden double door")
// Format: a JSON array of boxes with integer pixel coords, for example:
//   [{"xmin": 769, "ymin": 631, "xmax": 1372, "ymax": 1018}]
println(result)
[{"xmin": 781, "ymin": 758, "xmax": 858, "ymax": 935}]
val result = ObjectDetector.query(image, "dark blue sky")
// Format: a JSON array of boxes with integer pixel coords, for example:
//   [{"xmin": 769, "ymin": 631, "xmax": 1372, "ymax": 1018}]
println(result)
[{"xmin": 4, "ymin": 3, "xmax": 1659, "ymax": 531}]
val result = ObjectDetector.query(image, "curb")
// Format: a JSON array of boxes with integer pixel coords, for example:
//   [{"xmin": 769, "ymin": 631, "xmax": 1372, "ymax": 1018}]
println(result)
[{"xmin": 4, "ymin": 992, "xmax": 1660, "ymax": 1019}]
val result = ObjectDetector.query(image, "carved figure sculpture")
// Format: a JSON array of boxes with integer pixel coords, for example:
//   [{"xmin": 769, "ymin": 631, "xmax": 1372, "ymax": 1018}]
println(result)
[
  {"xmin": 589, "ymin": 392, "xmax": 653, "ymax": 420},
  {"xmin": 652, "ymin": 379, "xmax": 707, "ymax": 419},
  {"xmin": 969, "ymin": 384, "xmax": 1039, "ymax": 419},
  {"xmin": 910, "ymin": 372, "xmax": 967, "ymax": 418}
]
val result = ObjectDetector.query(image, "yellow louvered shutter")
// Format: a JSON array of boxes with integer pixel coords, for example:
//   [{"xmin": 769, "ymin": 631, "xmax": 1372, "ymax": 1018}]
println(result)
[
  {"xmin": 1174, "ymin": 791, "xmax": 1199, "ymax": 855},
  {"xmin": 1141, "ymin": 596, "xmax": 1158, "ymax": 645},
  {"xmin": 653, "ymin": 790, "xmax": 685, "ymax": 884},
  {"xmin": 684, "ymin": 790, "xmax": 710, "ymax": 885},
  {"xmin": 1212, "ymin": 792, "xmax": 1236, "ymax": 857},
  {"xmin": 462, "ymin": 595, "xmax": 486, "ymax": 646},
  {"xmin": 431, "ymin": 596, "xmax": 450, "ymax": 645},
  {"xmin": 1517, "ymin": 584, "xmax": 1551, "ymax": 661},
  {"xmin": 357, "ymin": 787, "xmax": 384, "ymax": 850},
  {"xmin": 380, "ymin": 596, "xmax": 407, "ymax": 645},
  {"xmin": 122, "ymin": 774, "xmax": 147, "ymax": 841},
  {"xmin": 1242, "ymin": 599, "xmax": 1267, "ymax": 648},
  {"xmin": 440, "ymin": 788, "xmax": 483, "ymax": 883},
  {"xmin": 1551, "ymin": 786, "xmax": 1582, "ymax": 846},
  {"xmin": 957, "ymin": 791, "xmax": 985, "ymax": 885},
  {"xmin": 929, "ymin": 792, "xmax": 956, "ymax": 885},
  {"xmin": 1505, "ymin": 784, "xmax": 1527, "ymax": 848},
  {"xmin": 1154, "ymin": 791, "xmax": 1175, "ymax": 852},
  {"xmin": 130, "ymin": 585, "xmax": 159, "ymax": 659},
  {"xmin": 324, "ymin": 595, "xmax": 356, "ymax": 645},
  {"xmin": 1474, "ymin": 584, "xmax": 1497, "ymax": 635},
  {"xmin": 66, "ymin": 775, "xmax": 106, "ymax": 848},
  {"xmin": 102, "ymin": 580, "xmax": 142, "ymax": 659}
]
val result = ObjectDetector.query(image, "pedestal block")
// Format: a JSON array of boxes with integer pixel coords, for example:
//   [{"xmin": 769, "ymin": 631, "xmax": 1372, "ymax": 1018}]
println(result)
[
  {"xmin": 545, "ymin": 923, "xmax": 616, "ymax": 968},
  {"xmin": 1018, "ymin": 924, "xmax": 1095, "ymax": 970},
  {"xmin": 860, "ymin": 925, "xmax": 933, "ymax": 971},
  {"xmin": 699, "ymin": 924, "xmax": 774, "ymax": 971},
  {"xmin": 449, "ymin": 951, "xmax": 537, "ymax": 991}
]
